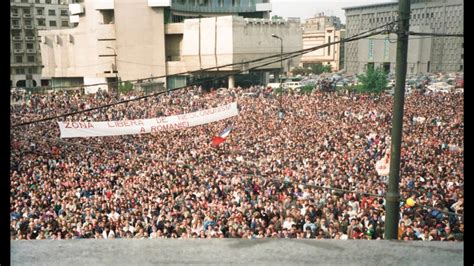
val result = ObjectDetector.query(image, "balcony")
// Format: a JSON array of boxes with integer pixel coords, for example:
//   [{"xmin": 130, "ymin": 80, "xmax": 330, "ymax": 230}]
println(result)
[
  {"xmin": 24, "ymin": 25, "xmax": 34, "ymax": 30},
  {"xmin": 13, "ymin": 49, "xmax": 24, "ymax": 54},
  {"xmin": 69, "ymin": 3, "xmax": 85, "ymax": 15},
  {"xmin": 148, "ymin": 0, "xmax": 171, "ymax": 7},
  {"xmin": 69, "ymin": 15, "xmax": 80, "ymax": 23},
  {"xmin": 25, "ymin": 36, "xmax": 36, "ymax": 41},
  {"xmin": 11, "ymin": 13, "xmax": 20, "ymax": 18},
  {"xmin": 12, "ymin": 36, "xmax": 23, "ymax": 41},
  {"xmin": 23, "ymin": 14, "xmax": 32, "ymax": 18},
  {"xmin": 26, "ymin": 49, "xmax": 36, "ymax": 54},
  {"xmin": 11, "ymin": 25, "xmax": 21, "ymax": 30}
]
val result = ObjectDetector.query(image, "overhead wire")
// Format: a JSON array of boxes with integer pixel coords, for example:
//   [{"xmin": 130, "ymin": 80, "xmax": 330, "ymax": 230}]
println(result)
[
  {"xmin": 11, "ymin": 27, "xmax": 393, "ymax": 128},
  {"xmin": 24, "ymin": 20, "xmax": 400, "ymax": 91}
]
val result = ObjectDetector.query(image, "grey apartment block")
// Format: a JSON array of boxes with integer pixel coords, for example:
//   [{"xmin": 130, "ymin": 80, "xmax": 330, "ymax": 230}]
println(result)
[
  {"xmin": 343, "ymin": 0, "xmax": 463, "ymax": 74},
  {"xmin": 10, "ymin": 0, "xmax": 72, "ymax": 88}
]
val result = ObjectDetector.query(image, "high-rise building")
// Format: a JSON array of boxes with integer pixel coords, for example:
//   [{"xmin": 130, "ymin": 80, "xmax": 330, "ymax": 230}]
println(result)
[
  {"xmin": 10, "ymin": 0, "xmax": 72, "ymax": 88},
  {"xmin": 39, "ymin": 0, "xmax": 302, "ymax": 93},
  {"xmin": 300, "ymin": 13, "xmax": 345, "ymax": 71},
  {"xmin": 343, "ymin": 0, "xmax": 463, "ymax": 74}
]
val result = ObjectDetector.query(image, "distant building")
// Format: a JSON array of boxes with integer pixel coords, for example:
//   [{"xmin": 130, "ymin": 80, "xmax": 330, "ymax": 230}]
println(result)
[
  {"xmin": 39, "ymin": 0, "xmax": 303, "ymax": 93},
  {"xmin": 10, "ymin": 0, "xmax": 72, "ymax": 88},
  {"xmin": 300, "ymin": 13, "xmax": 345, "ymax": 72},
  {"xmin": 343, "ymin": 0, "xmax": 464, "ymax": 74}
]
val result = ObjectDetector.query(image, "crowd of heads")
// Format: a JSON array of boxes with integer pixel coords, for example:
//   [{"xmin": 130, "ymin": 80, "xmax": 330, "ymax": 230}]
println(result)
[{"xmin": 10, "ymin": 84, "xmax": 463, "ymax": 240}]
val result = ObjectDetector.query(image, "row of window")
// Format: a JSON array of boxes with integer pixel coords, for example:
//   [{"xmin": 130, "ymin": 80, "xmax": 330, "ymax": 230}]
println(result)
[
  {"xmin": 12, "ymin": 19, "xmax": 68, "ymax": 27},
  {"xmin": 12, "ymin": 0, "xmax": 63, "ymax": 4},
  {"xmin": 12, "ymin": 7, "xmax": 68, "ymax": 16},
  {"xmin": 12, "ymin": 18, "xmax": 69, "ymax": 27},
  {"xmin": 175, "ymin": 0, "xmax": 248, "ymax": 7},
  {"xmin": 13, "ymin": 55, "xmax": 36, "ymax": 63},
  {"xmin": 13, "ymin": 67, "xmax": 39, "ymax": 75},
  {"xmin": 13, "ymin": 43, "xmax": 36, "ymax": 49}
]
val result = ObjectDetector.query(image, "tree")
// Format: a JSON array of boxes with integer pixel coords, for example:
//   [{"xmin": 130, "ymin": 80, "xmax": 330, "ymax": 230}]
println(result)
[
  {"xmin": 271, "ymin": 15, "xmax": 283, "ymax": 20},
  {"xmin": 291, "ymin": 66, "xmax": 308, "ymax": 76},
  {"xmin": 355, "ymin": 67, "xmax": 388, "ymax": 93},
  {"xmin": 119, "ymin": 81, "xmax": 134, "ymax": 94},
  {"xmin": 309, "ymin": 63, "xmax": 332, "ymax": 75}
]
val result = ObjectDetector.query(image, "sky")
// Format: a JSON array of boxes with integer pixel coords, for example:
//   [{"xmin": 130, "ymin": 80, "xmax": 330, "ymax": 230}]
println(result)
[{"xmin": 270, "ymin": 0, "xmax": 397, "ymax": 24}]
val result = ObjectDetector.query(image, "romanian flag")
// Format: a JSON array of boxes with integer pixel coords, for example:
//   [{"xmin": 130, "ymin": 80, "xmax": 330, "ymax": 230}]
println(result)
[{"xmin": 211, "ymin": 126, "xmax": 233, "ymax": 147}]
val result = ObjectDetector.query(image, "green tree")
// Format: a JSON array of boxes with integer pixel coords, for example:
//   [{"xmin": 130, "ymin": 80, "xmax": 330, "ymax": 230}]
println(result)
[
  {"xmin": 271, "ymin": 15, "xmax": 283, "ymax": 20},
  {"xmin": 355, "ymin": 67, "xmax": 388, "ymax": 93},
  {"xmin": 119, "ymin": 81, "xmax": 134, "ymax": 94},
  {"xmin": 291, "ymin": 66, "xmax": 308, "ymax": 76},
  {"xmin": 309, "ymin": 63, "xmax": 332, "ymax": 74}
]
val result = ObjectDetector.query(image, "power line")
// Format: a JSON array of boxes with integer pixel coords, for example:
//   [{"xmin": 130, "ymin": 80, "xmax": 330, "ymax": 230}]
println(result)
[
  {"xmin": 11, "ymin": 28, "xmax": 390, "ymax": 128},
  {"xmin": 409, "ymin": 31, "xmax": 464, "ymax": 37},
  {"xmin": 25, "ymin": 21, "xmax": 399, "ymax": 91}
]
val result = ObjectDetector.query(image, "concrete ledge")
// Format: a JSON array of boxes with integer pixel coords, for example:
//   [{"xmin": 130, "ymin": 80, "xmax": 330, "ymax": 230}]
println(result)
[{"xmin": 11, "ymin": 240, "xmax": 463, "ymax": 265}]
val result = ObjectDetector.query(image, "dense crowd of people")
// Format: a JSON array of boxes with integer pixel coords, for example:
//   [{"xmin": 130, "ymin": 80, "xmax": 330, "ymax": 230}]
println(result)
[{"xmin": 10, "ymin": 84, "xmax": 463, "ymax": 240}]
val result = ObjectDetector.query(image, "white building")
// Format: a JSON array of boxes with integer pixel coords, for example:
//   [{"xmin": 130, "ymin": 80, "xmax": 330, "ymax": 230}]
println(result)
[
  {"xmin": 343, "ymin": 0, "xmax": 464, "ymax": 74},
  {"xmin": 10, "ymin": 0, "xmax": 72, "ymax": 88},
  {"xmin": 38, "ymin": 0, "xmax": 302, "ymax": 93},
  {"xmin": 300, "ymin": 14, "xmax": 345, "ymax": 71}
]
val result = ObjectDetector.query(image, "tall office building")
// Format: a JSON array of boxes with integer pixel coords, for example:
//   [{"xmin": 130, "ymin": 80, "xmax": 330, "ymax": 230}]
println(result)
[
  {"xmin": 343, "ymin": 0, "xmax": 463, "ymax": 74},
  {"xmin": 300, "ymin": 13, "xmax": 345, "ymax": 71},
  {"xmin": 10, "ymin": 0, "xmax": 72, "ymax": 88}
]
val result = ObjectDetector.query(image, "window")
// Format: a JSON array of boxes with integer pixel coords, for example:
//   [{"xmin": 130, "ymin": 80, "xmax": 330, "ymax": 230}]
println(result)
[
  {"xmin": 35, "ymin": 0, "xmax": 41, "ymax": 3},
  {"xmin": 16, "ymin": 56, "xmax": 23, "ymax": 63},
  {"xmin": 49, "ymin": 20, "xmax": 57, "ymax": 26},
  {"xmin": 24, "ymin": 20, "xmax": 32, "ymax": 26},
  {"xmin": 37, "ymin": 8, "xmax": 44, "ymax": 15},
  {"xmin": 12, "ymin": 19, "xmax": 19, "ymax": 26},
  {"xmin": 100, "ymin": 10, "xmax": 114, "ymax": 24},
  {"xmin": 25, "ymin": 30, "xmax": 34, "ymax": 36},
  {"xmin": 21, "ymin": 0, "xmax": 28, "ymax": 3},
  {"xmin": 46, "ymin": 0, "xmax": 51, "ymax": 3},
  {"xmin": 27, "ymin": 56, "xmax": 35, "ymax": 62},
  {"xmin": 37, "ymin": 19, "xmax": 46, "ymax": 26},
  {"xmin": 48, "ymin": 9, "xmax": 56, "ymax": 16},
  {"xmin": 26, "ymin": 43, "xmax": 34, "ymax": 49},
  {"xmin": 328, "ymin": 36, "xmax": 331, "ymax": 55},
  {"xmin": 16, "ymin": 68, "xmax": 25, "ymax": 74},
  {"xmin": 23, "ymin": 8, "xmax": 31, "ymax": 15},
  {"xmin": 60, "ymin": 10, "xmax": 68, "ymax": 16},
  {"xmin": 14, "ymin": 43, "xmax": 22, "ymax": 49},
  {"xmin": 61, "ymin": 20, "xmax": 68, "ymax": 27}
]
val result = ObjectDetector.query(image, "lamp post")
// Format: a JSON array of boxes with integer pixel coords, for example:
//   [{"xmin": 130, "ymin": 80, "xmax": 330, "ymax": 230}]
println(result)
[
  {"xmin": 272, "ymin": 34, "xmax": 284, "ymax": 115},
  {"xmin": 106, "ymin": 46, "xmax": 119, "ymax": 98}
]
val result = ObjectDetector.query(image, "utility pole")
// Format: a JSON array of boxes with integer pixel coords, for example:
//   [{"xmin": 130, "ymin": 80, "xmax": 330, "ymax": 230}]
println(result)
[
  {"xmin": 106, "ymin": 46, "xmax": 119, "ymax": 99},
  {"xmin": 385, "ymin": 0, "xmax": 411, "ymax": 240},
  {"xmin": 272, "ymin": 34, "xmax": 284, "ymax": 115}
]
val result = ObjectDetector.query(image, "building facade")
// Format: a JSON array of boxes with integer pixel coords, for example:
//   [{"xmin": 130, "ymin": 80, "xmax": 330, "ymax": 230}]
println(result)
[
  {"xmin": 300, "ymin": 14, "xmax": 345, "ymax": 71},
  {"xmin": 38, "ymin": 0, "xmax": 302, "ymax": 93},
  {"xmin": 343, "ymin": 0, "xmax": 464, "ymax": 74},
  {"xmin": 10, "ymin": 0, "xmax": 72, "ymax": 88}
]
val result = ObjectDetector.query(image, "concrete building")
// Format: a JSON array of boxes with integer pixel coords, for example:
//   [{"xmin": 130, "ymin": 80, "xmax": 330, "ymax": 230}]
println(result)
[
  {"xmin": 300, "ymin": 13, "xmax": 345, "ymax": 71},
  {"xmin": 38, "ymin": 0, "xmax": 302, "ymax": 93},
  {"xmin": 10, "ymin": 0, "xmax": 72, "ymax": 88},
  {"xmin": 343, "ymin": 0, "xmax": 464, "ymax": 74}
]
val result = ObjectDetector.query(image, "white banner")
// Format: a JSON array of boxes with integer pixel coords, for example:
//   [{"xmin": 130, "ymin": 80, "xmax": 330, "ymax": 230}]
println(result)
[{"xmin": 58, "ymin": 102, "xmax": 238, "ymax": 138}]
